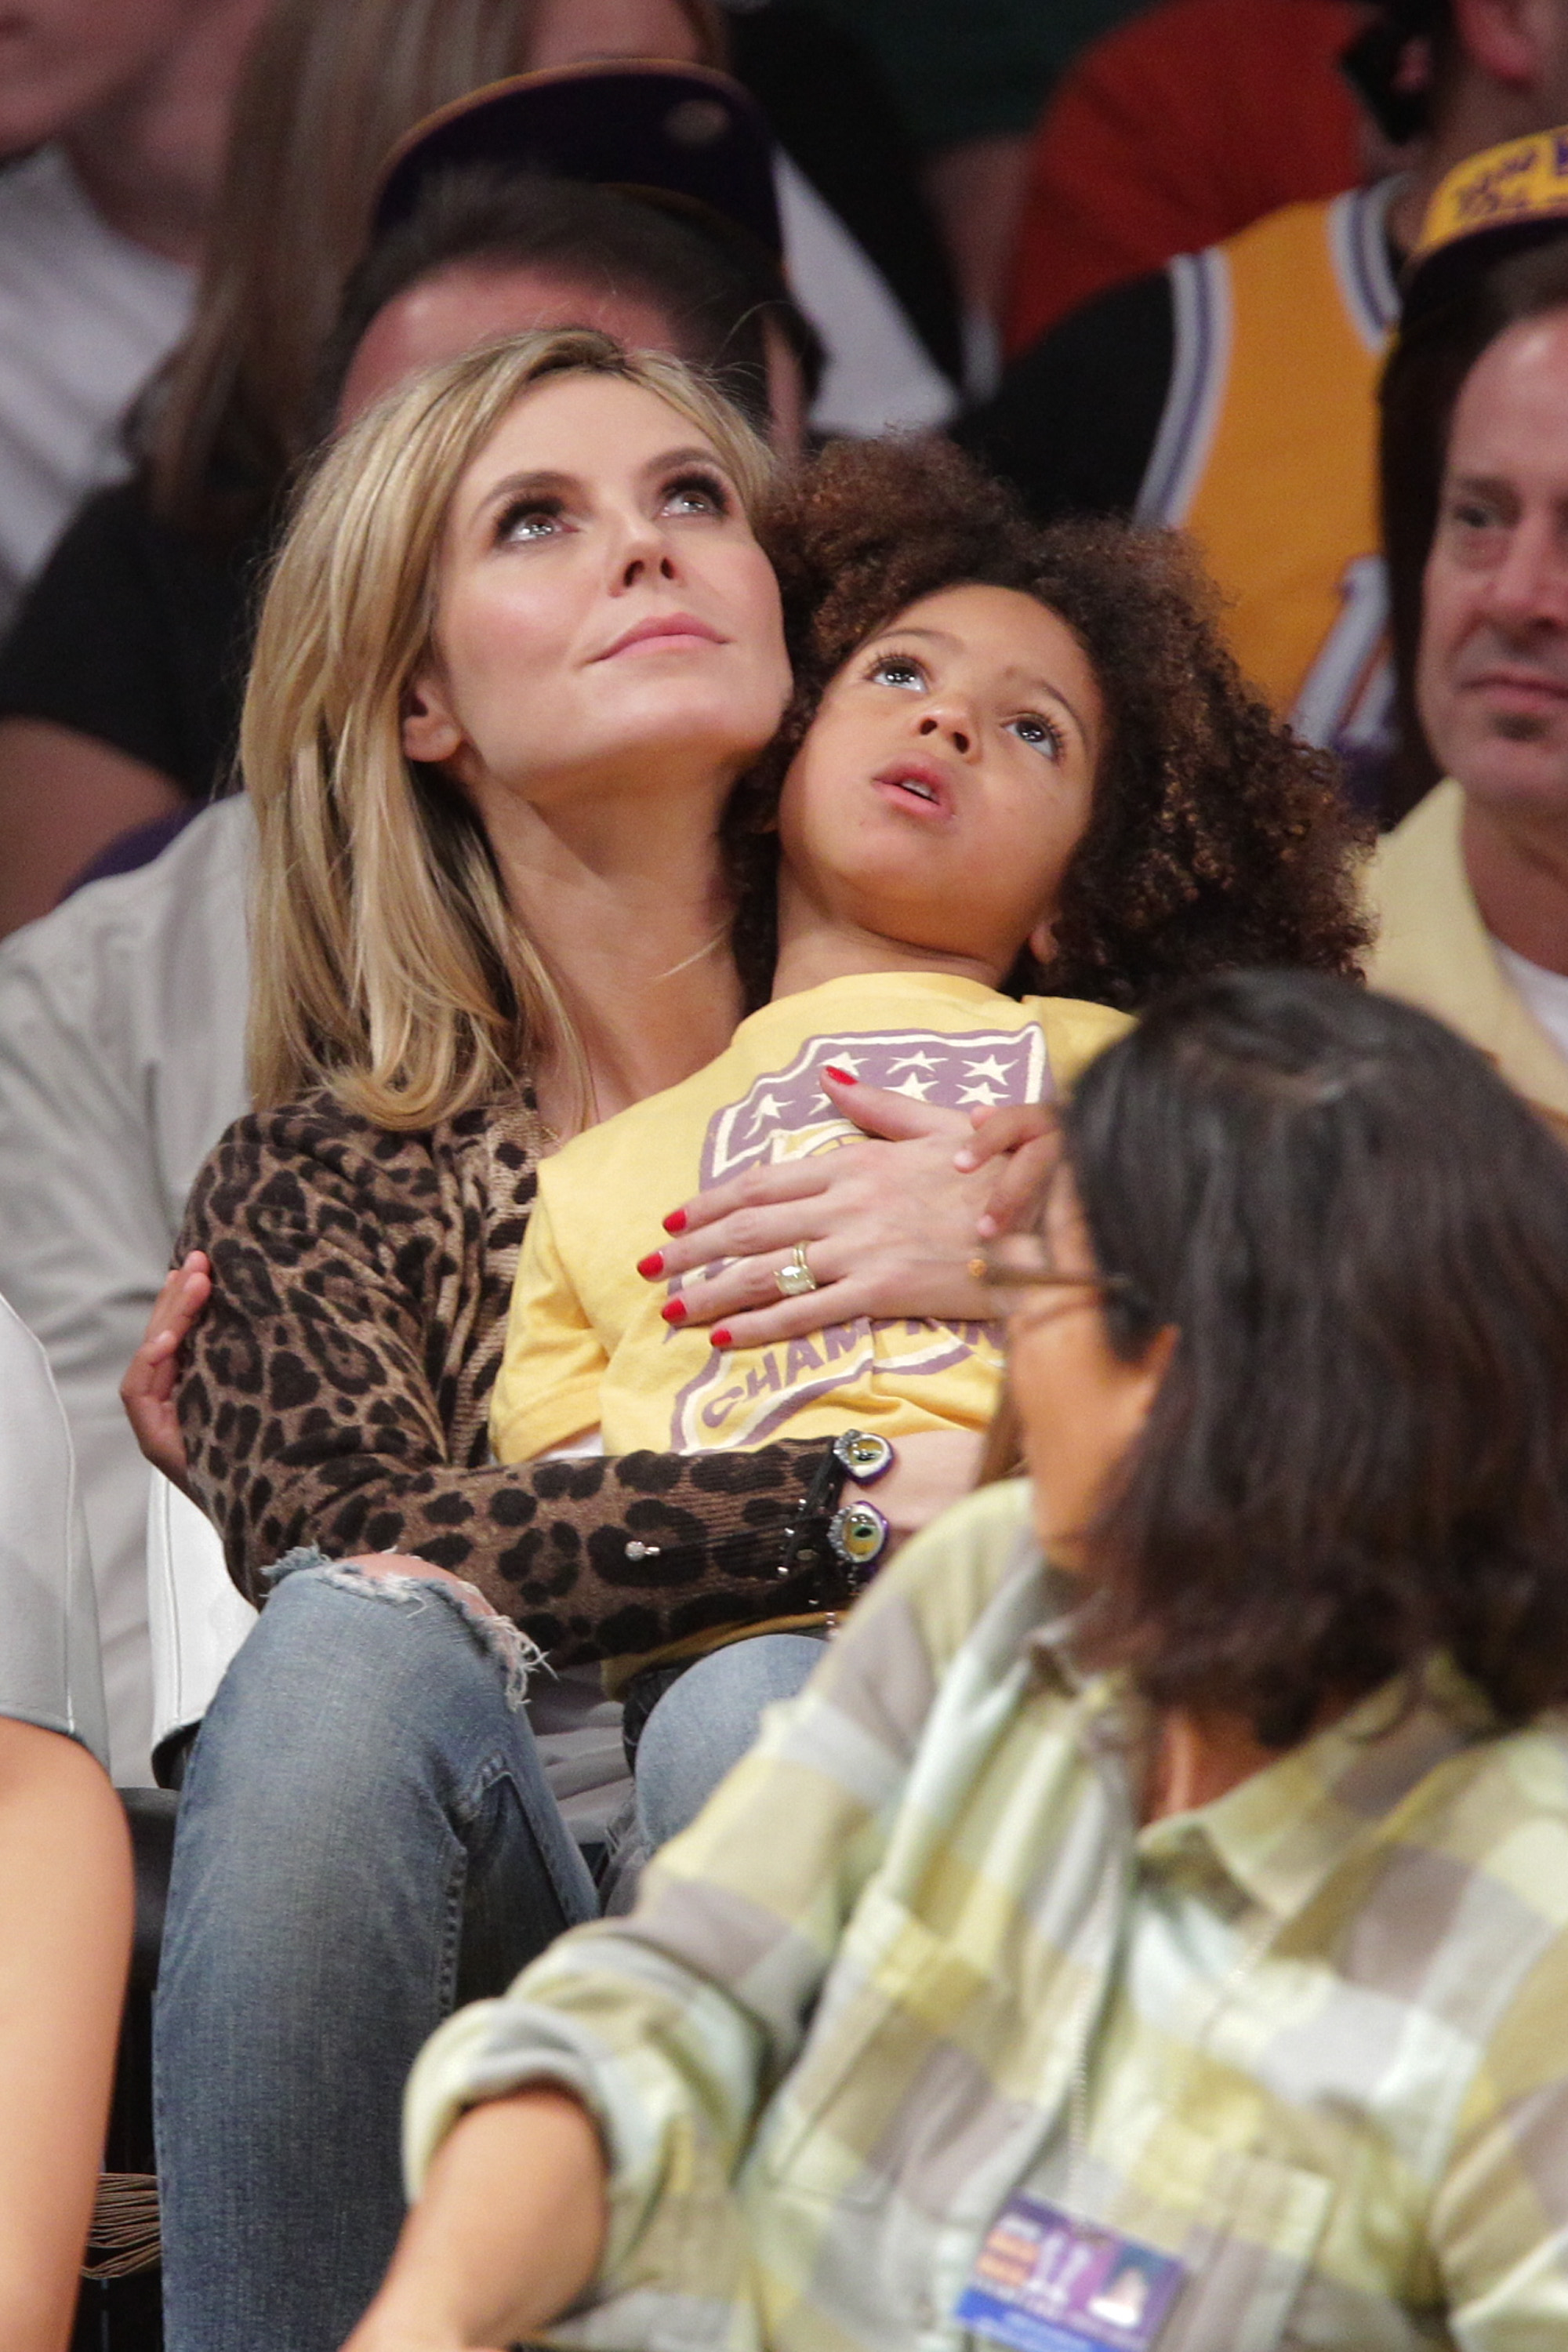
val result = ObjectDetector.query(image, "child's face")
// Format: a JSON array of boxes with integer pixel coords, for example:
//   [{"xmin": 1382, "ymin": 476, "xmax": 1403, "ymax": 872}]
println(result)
[{"xmin": 775, "ymin": 583, "xmax": 1103, "ymax": 976}]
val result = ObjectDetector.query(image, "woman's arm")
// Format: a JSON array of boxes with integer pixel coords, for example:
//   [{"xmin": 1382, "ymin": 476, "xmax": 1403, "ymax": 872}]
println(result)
[
  {"xmin": 0, "ymin": 1720, "xmax": 132, "ymax": 2352},
  {"xmin": 174, "ymin": 1102, "xmax": 875, "ymax": 1663},
  {"xmin": 344, "ymin": 2091, "xmax": 607, "ymax": 2352}
]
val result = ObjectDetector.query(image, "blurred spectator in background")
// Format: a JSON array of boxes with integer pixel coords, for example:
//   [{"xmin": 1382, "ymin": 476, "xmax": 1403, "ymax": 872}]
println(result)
[
  {"xmin": 1381, "ymin": 127, "xmax": 1568, "ymax": 815},
  {"xmin": 1005, "ymin": 0, "xmax": 1366, "ymax": 354},
  {"xmin": 1371, "ymin": 136, "xmax": 1568, "ymax": 1136},
  {"xmin": 0, "ymin": 0, "xmax": 557, "ymax": 942},
  {"xmin": 803, "ymin": 0, "xmax": 1143, "ymax": 380},
  {"xmin": 961, "ymin": 0, "xmax": 1568, "ymax": 810},
  {"xmin": 0, "ymin": 0, "xmax": 268, "ymax": 635},
  {"xmin": 0, "ymin": 49, "xmax": 822, "ymax": 1785},
  {"xmin": 723, "ymin": 4, "xmax": 964, "ymax": 399}
]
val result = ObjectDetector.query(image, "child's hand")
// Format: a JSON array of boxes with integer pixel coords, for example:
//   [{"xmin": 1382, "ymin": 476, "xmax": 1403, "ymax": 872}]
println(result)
[{"xmin": 953, "ymin": 1102, "xmax": 1060, "ymax": 1240}]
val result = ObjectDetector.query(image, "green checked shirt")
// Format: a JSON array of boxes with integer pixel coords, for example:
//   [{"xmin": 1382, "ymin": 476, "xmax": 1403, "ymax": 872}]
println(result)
[{"xmin": 406, "ymin": 1480, "xmax": 1568, "ymax": 2350}]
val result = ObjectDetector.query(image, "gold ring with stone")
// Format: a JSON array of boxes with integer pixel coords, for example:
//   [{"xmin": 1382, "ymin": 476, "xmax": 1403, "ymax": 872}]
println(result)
[{"xmin": 775, "ymin": 1241, "xmax": 818, "ymax": 1298}]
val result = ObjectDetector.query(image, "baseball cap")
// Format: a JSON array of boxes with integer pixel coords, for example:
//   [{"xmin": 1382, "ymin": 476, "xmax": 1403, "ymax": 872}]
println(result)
[
  {"xmin": 372, "ymin": 61, "xmax": 783, "ymax": 269},
  {"xmin": 1403, "ymin": 125, "xmax": 1568, "ymax": 325}
]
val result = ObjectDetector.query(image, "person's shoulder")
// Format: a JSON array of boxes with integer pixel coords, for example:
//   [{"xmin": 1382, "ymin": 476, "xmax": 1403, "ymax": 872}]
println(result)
[
  {"xmin": 0, "ymin": 796, "xmax": 252, "ymax": 979},
  {"xmin": 1216, "ymin": 185, "xmax": 1344, "ymax": 267},
  {"xmin": 1399, "ymin": 1711, "xmax": 1568, "ymax": 1930},
  {"xmin": 956, "ymin": 268, "xmax": 1175, "ymax": 523},
  {"xmin": 1025, "ymin": 994, "xmax": 1134, "ymax": 1086},
  {"xmin": 201, "ymin": 1090, "xmax": 534, "ymax": 1205},
  {"xmin": 1365, "ymin": 782, "xmax": 1472, "ymax": 979}
]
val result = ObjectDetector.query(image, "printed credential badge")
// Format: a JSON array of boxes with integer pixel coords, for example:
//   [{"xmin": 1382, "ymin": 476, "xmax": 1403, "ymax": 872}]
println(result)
[{"xmin": 955, "ymin": 2196, "xmax": 1186, "ymax": 2352}]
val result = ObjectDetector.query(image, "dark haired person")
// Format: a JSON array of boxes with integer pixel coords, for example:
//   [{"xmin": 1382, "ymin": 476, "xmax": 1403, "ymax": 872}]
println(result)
[
  {"xmin": 1371, "ymin": 132, "xmax": 1568, "ymax": 1142},
  {"xmin": 353, "ymin": 970, "xmax": 1568, "ymax": 2352}
]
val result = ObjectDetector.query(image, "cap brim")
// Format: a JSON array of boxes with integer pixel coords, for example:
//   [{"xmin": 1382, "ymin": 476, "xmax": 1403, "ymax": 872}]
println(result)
[{"xmin": 372, "ymin": 61, "xmax": 782, "ymax": 266}]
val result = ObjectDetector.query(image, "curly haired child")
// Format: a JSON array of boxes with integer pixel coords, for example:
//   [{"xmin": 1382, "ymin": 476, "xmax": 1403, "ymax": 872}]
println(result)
[{"xmin": 489, "ymin": 434, "xmax": 1368, "ymax": 1828}]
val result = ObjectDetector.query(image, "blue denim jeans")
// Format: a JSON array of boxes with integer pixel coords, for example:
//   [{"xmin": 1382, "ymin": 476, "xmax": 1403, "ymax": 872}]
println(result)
[
  {"xmin": 633, "ymin": 1631, "xmax": 827, "ymax": 1850},
  {"xmin": 154, "ymin": 1565, "xmax": 600, "ymax": 2352}
]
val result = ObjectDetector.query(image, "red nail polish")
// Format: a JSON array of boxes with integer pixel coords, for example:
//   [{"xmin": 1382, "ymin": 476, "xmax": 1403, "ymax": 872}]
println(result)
[
  {"xmin": 661, "ymin": 1298, "xmax": 688, "ymax": 1325},
  {"xmin": 637, "ymin": 1250, "xmax": 664, "ymax": 1279},
  {"xmin": 823, "ymin": 1065, "xmax": 857, "ymax": 1085},
  {"xmin": 710, "ymin": 1327, "xmax": 733, "ymax": 1349},
  {"xmin": 663, "ymin": 1208, "xmax": 688, "ymax": 1234}
]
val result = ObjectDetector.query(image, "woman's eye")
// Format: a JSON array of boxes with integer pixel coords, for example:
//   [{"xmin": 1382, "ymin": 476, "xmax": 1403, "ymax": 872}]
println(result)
[
  {"xmin": 1011, "ymin": 713, "xmax": 1065, "ymax": 758},
  {"xmin": 867, "ymin": 654, "xmax": 927, "ymax": 690},
  {"xmin": 661, "ymin": 470, "xmax": 731, "ymax": 517},
  {"xmin": 496, "ymin": 499, "xmax": 566, "ymax": 544}
]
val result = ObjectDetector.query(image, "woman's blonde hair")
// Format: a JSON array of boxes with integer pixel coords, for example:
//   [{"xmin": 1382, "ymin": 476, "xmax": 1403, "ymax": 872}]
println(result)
[
  {"xmin": 147, "ymin": 0, "xmax": 728, "ymax": 540},
  {"xmin": 244, "ymin": 328, "xmax": 775, "ymax": 1131}
]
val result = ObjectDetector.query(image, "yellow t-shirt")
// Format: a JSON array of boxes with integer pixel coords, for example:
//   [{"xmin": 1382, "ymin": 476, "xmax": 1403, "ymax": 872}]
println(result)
[{"xmin": 492, "ymin": 971, "xmax": 1130, "ymax": 1464}]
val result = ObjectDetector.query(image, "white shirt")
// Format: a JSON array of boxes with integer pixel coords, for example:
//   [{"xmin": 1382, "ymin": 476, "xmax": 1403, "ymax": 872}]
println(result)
[
  {"xmin": 0, "ymin": 1290, "xmax": 108, "ymax": 1768},
  {"xmin": 774, "ymin": 154, "xmax": 956, "ymax": 435},
  {"xmin": 1492, "ymin": 939, "xmax": 1568, "ymax": 1073},
  {"xmin": 0, "ymin": 146, "xmax": 193, "ymax": 633},
  {"xmin": 0, "ymin": 798, "xmax": 250, "ymax": 1780}
]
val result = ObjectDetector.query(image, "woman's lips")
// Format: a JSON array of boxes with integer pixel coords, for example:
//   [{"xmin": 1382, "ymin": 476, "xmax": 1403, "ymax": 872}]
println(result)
[
  {"xmin": 871, "ymin": 758, "xmax": 953, "ymax": 818},
  {"xmin": 596, "ymin": 613, "xmax": 726, "ymax": 660}
]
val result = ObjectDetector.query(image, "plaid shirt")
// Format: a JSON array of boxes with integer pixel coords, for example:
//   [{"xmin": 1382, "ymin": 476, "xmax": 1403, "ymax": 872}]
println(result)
[{"xmin": 407, "ymin": 1480, "xmax": 1568, "ymax": 2350}]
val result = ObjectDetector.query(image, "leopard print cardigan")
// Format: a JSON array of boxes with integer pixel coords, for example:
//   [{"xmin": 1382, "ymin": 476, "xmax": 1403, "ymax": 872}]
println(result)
[{"xmin": 176, "ymin": 1091, "xmax": 845, "ymax": 1668}]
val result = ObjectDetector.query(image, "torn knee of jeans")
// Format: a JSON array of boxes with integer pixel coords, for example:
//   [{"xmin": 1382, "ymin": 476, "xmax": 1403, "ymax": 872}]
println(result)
[{"xmin": 263, "ymin": 1548, "xmax": 543, "ymax": 1708}]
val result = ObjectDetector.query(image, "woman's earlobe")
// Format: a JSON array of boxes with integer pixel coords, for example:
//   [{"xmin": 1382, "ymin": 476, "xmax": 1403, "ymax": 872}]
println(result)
[{"xmin": 401, "ymin": 677, "xmax": 463, "ymax": 764}]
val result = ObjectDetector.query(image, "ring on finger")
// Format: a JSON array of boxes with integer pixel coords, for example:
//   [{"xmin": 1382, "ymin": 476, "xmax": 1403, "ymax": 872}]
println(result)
[{"xmin": 774, "ymin": 1240, "xmax": 818, "ymax": 1299}]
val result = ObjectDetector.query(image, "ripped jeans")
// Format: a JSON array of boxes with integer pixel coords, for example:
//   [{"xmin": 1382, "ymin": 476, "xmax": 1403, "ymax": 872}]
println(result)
[{"xmin": 154, "ymin": 1558, "xmax": 601, "ymax": 2352}]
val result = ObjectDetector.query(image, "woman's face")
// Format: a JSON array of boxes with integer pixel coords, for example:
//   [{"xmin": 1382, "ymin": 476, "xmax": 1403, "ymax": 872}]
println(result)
[
  {"xmin": 775, "ymin": 583, "xmax": 1103, "ymax": 977},
  {"xmin": 403, "ymin": 373, "xmax": 790, "ymax": 813},
  {"xmin": 1004, "ymin": 1171, "xmax": 1170, "ymax": 1565}
]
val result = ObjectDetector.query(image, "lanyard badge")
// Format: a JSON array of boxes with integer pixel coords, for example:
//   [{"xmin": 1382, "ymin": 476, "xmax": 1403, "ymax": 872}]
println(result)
[{"xmin": 955, "ymin": 2195, "xmax": 1186, "ymax": 2352}]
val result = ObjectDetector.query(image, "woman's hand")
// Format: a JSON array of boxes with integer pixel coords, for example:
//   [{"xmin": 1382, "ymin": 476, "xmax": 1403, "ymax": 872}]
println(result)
[
  {"xmin": 120, "ymin": 1251, "xmax": 211, "ymax": 1498},
  {"xmin": 644, "ymin": 1073, "xmax": 1056, "ymax": 1351}
]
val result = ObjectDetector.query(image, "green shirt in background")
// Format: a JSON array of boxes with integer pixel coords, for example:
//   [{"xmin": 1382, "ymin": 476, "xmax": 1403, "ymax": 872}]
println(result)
[{"xmin": 811, "ymin": 0, "xmax": 1150, "ymax": 151}]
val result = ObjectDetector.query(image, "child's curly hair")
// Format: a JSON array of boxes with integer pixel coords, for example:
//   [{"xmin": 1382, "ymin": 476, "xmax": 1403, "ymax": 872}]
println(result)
[{"xmin": 725, "ymin": 436, "xmax": 1370, "ymax": 1011}]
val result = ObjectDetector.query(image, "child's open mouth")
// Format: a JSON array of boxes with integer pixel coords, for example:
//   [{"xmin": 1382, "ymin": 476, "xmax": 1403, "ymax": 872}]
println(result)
[{"xmin": 873, "ymin": 760, "xmax": 952, "ymax": 818}]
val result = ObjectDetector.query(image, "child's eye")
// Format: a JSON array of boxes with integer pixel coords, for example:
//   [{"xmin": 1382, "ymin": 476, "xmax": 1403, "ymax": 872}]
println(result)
[
  {"xmin": 1011, "ymin": 713, "xmax": 1065, "ymax": 759},
  {"xmin": 866, "ymin": 652, "xmax": 927, "ymax": 690},
  {"xmin": 661, "ymin": 469, "xmax": 731, "ymax": 517}
]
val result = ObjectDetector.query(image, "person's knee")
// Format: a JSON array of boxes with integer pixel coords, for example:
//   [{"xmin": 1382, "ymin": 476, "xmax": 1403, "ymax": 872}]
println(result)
[
  {"xmin": 188, "ymin": 1562, "xmax": 521, "ymax": 1820},
  {"xmin": 635, "ymin": 1633, "xmax": 824, "ymax": 1850}
]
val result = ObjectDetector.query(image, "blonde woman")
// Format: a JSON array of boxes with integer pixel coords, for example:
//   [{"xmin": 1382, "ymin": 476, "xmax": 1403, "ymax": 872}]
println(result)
[{"xmin": 154, "ymin": 329, "xmax": 989, "ymax": 2352}]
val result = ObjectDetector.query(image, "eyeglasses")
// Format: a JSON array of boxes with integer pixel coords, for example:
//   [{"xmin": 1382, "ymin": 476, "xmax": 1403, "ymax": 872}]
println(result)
[{"xmin": 969, "ymin": 1236, "xmax": 1137, "ymax": 1315}]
